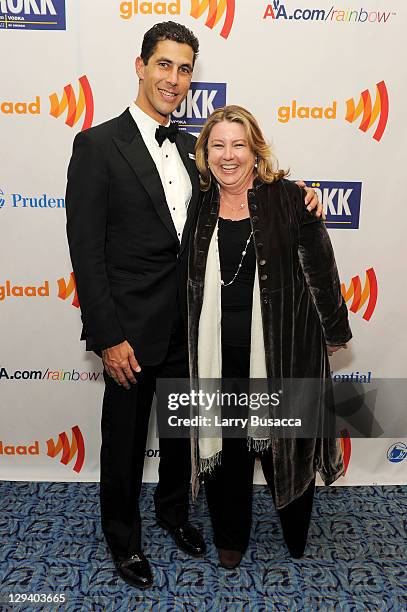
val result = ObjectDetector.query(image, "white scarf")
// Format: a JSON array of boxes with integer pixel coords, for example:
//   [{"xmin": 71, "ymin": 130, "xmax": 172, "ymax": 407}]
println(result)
[{"xmin": 197, "ymin": 220, "xmax": 269, "ymax": 472}]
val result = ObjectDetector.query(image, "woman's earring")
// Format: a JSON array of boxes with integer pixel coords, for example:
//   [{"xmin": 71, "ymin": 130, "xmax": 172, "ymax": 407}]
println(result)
[{"xmin": 254, "ymin": 157, "xmax": 258, "ymax": 168}]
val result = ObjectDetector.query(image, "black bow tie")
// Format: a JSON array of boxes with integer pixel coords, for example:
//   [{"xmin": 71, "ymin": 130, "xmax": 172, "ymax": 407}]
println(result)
[{"xmin": 155, "ymin": 123, "xmax": 179, "ymax": 147}]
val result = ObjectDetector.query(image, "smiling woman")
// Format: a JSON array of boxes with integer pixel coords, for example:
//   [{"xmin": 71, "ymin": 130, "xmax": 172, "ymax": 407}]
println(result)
[{"xmin": 189, "ymin": 104, "xmax": 351, "ymax": 569}]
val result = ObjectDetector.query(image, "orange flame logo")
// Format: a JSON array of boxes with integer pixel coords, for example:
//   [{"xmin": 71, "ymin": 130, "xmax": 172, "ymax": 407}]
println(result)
[
  {"xmin": 57, "ymin": 272, "xmax": 79, "ymax": 308},
  {"xmin": 190, "ymin": 0, "xmax": 235, "ymax": 39},
  {"xmin": 345, "ymin": 81, "xmax": 389, "ymax": 142},
  {"xmin": 46, "ymin": 426, "xmax": 85, "ymax": 473},
  {"xmin": 341, "ymin": 267, "xmax": 378, "ymax": 322},
  {"xmin": 340, "ymin": 430, "xmax": 351, "ymax": 475},
  {"xmin": 49, "ymin": 75, "xmax": 94, "ymax": 131}
]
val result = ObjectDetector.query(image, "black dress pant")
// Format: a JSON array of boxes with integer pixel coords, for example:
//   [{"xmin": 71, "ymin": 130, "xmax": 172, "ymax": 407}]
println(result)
[
  {"xmin": 204, "ymin": 344, "xmax": 315, "ymax": 555},
  {"xmin": 100, "ymin": 325, "xmax": 190, "ymax": 559}
]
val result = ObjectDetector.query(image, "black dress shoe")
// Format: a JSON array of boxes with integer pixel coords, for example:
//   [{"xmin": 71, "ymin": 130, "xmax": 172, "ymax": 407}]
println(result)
[
  {"xmin": 157, "ymin": 521, "xmax": 206, "ymax": 557},
  {"xmin": 217, "ymin": 548, "xmax": 242, "ymax": 569},
  {"xmin": 114, "ymin": 552, "xmax": 153, "ymax": 589}
]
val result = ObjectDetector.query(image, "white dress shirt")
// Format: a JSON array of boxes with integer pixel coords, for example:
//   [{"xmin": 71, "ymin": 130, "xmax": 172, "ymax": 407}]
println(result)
[{"xmin": 128, "ymin": 102, "xmax": 192, "ymax": 241}]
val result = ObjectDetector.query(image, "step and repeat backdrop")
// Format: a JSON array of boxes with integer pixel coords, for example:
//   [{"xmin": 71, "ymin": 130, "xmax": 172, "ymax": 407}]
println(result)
[{"xmin": 0, "ymin": 1, "xmax": 406, "ymax": 486}]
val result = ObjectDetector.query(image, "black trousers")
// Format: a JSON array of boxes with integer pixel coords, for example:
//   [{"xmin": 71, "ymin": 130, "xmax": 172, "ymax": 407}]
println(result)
[
  {"xmin": 100, "ymin": 325, "xmax": 190, "ymax": 558},
  {"xmin": 204, "ymin": 344, "xmax": 315, "ymax": 555}
]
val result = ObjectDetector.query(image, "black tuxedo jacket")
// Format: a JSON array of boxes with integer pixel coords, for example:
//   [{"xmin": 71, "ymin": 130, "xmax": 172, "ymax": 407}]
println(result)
[{"xmin": 65, "ymin": 109, "xmax": 200, "ymax": 365}]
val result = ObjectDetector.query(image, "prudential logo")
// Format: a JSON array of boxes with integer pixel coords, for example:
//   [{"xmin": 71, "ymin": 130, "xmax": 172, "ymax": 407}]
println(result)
[
  {"xmin": 0, "ymin": 189, "xmax": 5, "ymax": 210},
  {"xmin": 387, "ymin": 443, "xmax": 407, "ymax": 464}
]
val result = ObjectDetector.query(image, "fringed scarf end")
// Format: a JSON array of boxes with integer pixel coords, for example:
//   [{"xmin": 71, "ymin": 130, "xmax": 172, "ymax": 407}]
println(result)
[
  {"xmin": 199, "ymin": 450, "xmax": 222, "ymax": 475},
  {"xmin": 248, "ymin": 437, "xmax": 272, "ymax": 453}
]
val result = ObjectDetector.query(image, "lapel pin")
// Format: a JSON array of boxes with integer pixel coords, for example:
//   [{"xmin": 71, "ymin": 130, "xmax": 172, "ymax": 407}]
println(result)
[{"xmin": 188, "ymin": 153, "xmax": 196, "ymax": 160}]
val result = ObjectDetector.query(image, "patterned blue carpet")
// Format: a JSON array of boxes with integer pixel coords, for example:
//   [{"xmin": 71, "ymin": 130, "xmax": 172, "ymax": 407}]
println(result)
[{"xmin": 0, "ymin": 481, "xmax": 406, "ymax": 611}]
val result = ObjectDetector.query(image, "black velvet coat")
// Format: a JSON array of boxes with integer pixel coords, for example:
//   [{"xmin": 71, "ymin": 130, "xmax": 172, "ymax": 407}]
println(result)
[{"xmin": 188, "ymin": 178, "xmax": 352, "ymax": 508}]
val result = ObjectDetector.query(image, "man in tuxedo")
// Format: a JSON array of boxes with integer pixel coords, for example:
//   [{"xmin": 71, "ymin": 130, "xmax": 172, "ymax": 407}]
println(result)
[
  {"xmin": 66, "ymin": 21, "xmax": 321, "ymax": 588},
  {"xmin": 66, "ymin": 22, "xmax": 202, "ymax": 589}
]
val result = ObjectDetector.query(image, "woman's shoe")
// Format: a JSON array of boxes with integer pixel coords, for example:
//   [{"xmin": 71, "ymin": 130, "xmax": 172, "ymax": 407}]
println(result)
[
  {"xmin": 288, "ymin": 547, "xmax": 305, "ymax": 559},
  {"xmin": 217, "ymin": 548, "xmax": 242, "ymax": 569}
]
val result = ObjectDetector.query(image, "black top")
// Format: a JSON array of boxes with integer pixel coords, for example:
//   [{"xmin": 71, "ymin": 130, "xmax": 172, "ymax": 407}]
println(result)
[{"xmin": 218, "ymin": 217, "xmax": 256, "ymax": 347}]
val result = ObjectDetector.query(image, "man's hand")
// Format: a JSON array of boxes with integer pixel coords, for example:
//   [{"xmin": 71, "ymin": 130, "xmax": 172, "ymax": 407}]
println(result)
[
  {"xmin": 295, "ymin": 180, "xmax": 325, "ymax": 219},
  {"xmin": 102, "ymin": 340, "xmax": 141, "ymax": 389},
  {"xmin": 327, "ymin": 344, "xmax": 347, "ymax": 357}
]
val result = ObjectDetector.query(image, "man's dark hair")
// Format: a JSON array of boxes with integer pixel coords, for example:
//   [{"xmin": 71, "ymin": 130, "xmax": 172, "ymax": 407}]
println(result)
[{"xmin": 140, "ymin": 21, "xmax": 199, "ymax": 66}]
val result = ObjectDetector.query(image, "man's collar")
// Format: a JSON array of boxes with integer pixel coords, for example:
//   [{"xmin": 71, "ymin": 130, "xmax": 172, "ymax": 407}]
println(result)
[{"xmin": 128, "ymin": 102, "xmax": 170, "ymax": 138}]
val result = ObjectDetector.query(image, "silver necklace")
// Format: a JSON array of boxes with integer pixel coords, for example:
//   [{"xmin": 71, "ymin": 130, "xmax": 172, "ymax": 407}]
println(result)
[
  {"xmin": 220, "ymin": 193, "xmax": 246, "ymax": 212},
  {"xmin": 222, "ymin": 200, "xmax": 246, "ymax": 211},
  {"xmin": 218, "ymin": 223, "xmax": 253, "ymax": 287}
]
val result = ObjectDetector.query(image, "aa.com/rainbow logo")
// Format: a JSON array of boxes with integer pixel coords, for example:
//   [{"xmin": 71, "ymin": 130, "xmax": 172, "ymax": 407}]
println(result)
[
  {"xmin": 0, "ymin": 426, "xmax": 85, "ymax": 473},
  {"xmin": 119, "ymin": 0, "xmax": 235, "ymax": 39},
  {"xmin": 341, "ymin": 267, "xmax": 378, "ymax": 322},
  {"xmin": 0, "ymin": 272, "xmax": 79, "ymax": 307},
  {"xmin": 0, "ymin": 0, "xmax": 66, "ymax": 30},
  {"xmin": 276, "ymin": 80, "xmax": 389, "ymax": 142},
  {"xmin": 262, "ymin": 1, "xmax": 396, "ymax": 24},
  {"xmin": 0, "ymin": 75, "xmax": 94, "ymax": 131}
]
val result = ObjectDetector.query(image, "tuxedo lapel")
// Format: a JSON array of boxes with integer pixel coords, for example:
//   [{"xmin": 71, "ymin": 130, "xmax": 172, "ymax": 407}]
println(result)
[
  {"xmin": 176, "ymin": 132, "xmax": 200, "ymax": 257},
  {"xmin": 113, "ymin": 110, "xmax": 178, "ymax": 242}
]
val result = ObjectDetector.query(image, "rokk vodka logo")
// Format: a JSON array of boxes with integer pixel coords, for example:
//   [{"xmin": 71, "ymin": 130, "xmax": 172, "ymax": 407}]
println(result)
[{"xmin": 0, "ymin": 0, "xmax": 66, "ymax": 30}]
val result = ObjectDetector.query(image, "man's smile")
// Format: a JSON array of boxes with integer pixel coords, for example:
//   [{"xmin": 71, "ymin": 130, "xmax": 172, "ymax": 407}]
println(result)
[{"xmin": 158, "ymin": 88, "xmax": 178, "ymax": 99}]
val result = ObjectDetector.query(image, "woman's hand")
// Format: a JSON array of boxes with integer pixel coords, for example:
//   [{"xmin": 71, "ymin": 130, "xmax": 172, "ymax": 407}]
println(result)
[
  {"xmin": 295, "ymin": 180, "xmax": 325, "ymax": 219},
  {"xmin": 327, "ymin": 344, "xmax": 347, "ymax": 357}
]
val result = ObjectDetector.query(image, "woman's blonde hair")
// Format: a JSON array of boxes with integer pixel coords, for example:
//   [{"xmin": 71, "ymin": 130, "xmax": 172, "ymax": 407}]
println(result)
[{"xmin": 195, "ymin": 105, "xmax": 288, "ymax": 191}]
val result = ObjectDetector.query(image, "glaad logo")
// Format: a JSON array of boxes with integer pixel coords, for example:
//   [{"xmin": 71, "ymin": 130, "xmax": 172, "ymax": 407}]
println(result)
[
  {"xmin": 0, "ymin": 425, "xmax": 85, "ymax": 473},
  {"xmin": 340, "ymin": 430, "xmax": 351, "ymax": 475},
  {"xmin": 49, "ymin": 75, "xmax": 94, "ymax": 132},
  {"xmin": 46, "ymin": 426, "xmax": 85, "ymax": 473},
  {"xmin": 341, "ymin": 267, "xmax": 378, "ymax": 322},
  {"xmin": 278, "ymin": 100, "xmax": 337, "ymax": 123},
  {"xmin": 345, "ymin": 81, "xmax": 389, "ymax": 142},
  {"xmin": 0, "ymin": 274, "xmax": 79, "ymax": 307},
  {"xmin": 1, "ymin": 96, "xmax": 40, "ymax": 115},
  {"xmin": 276, "ymin": 81, "xmax": 389, "ymax": 142},
  {"xmin": 0, "ymin": 440, "xmax": 40, "ymax": 455},
  {"xmin": 119, "ymin": 0, "xmax": 180, "ymax": 18},
  {"xmin": 0, "ymin": 0, "xmax": 66, "ymax": 30},
  {"xmin": 0, "ymin": 280, "xmax": 49, "ymax": 302},
  {"xmin": 308, "ymin": 181, "xmax": 362, "ymax": 229},
  {"xmin": 190, "ymin": 0, "xmax": 235, "ymax": 39},
  {"xmin": 387, "ymin": 442, "xmax": 407, "ymax": 464},
  {"xmin": 57, "ymin": 272, "xmax": 79, "ymax": 308},
  {"xmin": 171, "ymin": 82, "xmax": 227, "ymax": 133},
  {"xmin": 0, "ymin": 189, "xmax": 5, "ymax": 210},
  {"xmin": 0, "ymin": 75, "xmax": 94, "ymax": 131}
]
